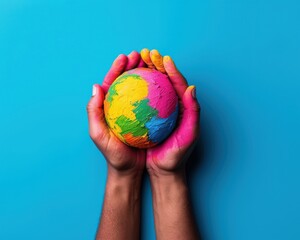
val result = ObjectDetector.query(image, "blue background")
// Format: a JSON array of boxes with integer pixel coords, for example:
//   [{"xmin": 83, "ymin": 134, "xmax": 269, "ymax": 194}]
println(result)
[{"xmin": 1, "ymin": 0, "xmax": 299, "ymax": 239}]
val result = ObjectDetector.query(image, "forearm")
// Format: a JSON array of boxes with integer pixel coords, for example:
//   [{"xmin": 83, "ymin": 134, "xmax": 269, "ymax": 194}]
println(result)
[
  {"xmin": 96, "ymin": 168, "xmax": 142, "ymax": 240},
  {"xmin": 150, "ymin": 171, "xmax": 199, "ymax": 240}
]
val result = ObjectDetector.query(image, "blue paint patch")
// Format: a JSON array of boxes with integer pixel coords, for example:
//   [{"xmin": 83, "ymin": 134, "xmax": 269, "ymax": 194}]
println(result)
[{"xmin": 145, "ymin": 105, "xmax": 179, "ymax": 143}]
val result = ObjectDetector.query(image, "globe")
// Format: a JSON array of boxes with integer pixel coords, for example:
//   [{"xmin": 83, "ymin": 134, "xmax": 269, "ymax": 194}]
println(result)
[{"xmin": 104, "ymin": 67, "xmax": 179, "ymax": 148}]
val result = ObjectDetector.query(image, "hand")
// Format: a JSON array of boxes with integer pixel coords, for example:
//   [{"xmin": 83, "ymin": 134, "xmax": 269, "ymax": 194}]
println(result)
[
  {"xmin": 89, "ymin": 52, "xmax": 148, "ymax": 240},
  {"xmin": 86, "ymin": 51, "xmax": 147, "ymax": 176},
  {"xmin": 140, "ymin": 49, "xmax": 201, "ymax": 177}
]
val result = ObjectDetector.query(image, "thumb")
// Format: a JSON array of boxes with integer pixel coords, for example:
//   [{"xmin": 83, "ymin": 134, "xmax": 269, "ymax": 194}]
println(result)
[
  {"xmin": 86, "ymin": 84, "xmax": 110, "ymax": 144},
  {"xmin": 175, "ymin": 85, "xmax": 201, "ymax": 146}
]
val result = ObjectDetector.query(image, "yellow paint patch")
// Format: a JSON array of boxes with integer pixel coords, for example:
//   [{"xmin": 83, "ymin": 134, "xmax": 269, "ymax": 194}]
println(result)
[{"xmin": 105, "ymin": 76, "xmax": 148, "ymax": 135}]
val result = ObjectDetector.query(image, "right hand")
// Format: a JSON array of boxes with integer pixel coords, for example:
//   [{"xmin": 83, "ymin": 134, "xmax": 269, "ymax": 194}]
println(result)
[{"xmin": 140, "ymin": 49, "xmax": 201, "ymax": 177}]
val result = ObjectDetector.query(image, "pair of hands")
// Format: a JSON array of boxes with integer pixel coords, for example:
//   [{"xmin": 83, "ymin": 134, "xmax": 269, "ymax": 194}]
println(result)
[{"xmin": 87, "ymin": 49, "xmax": 200, "ymax": 179}]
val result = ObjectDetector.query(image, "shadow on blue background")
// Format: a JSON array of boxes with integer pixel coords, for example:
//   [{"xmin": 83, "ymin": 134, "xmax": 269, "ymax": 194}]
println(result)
[{"xmin": 0, "ymin": 0, "xmax": 299, "ymax": 239}]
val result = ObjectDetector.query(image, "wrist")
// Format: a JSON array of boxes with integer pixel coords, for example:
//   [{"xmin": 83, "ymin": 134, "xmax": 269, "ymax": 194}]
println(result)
[
  {"xmin": 98, "ymin": 162, "xmax": 143, "ymax": 240},
  {"xmin": 149, "ymin": 169, "xmax": 189, "ymax": 205},
  {"xmin": 106, "ymin": 166, "xmax": 143, "ymax": 203},
  {"xmin": 148, "ymin": 164, "xmax": 187, "ymax": 184},
  {"xmin": 149, "ymin": 169, "xmax": 194, "ymax": 239},
  {"xmin": 107, "ymin": 164, "xmax": 144, "ymax": 179}
]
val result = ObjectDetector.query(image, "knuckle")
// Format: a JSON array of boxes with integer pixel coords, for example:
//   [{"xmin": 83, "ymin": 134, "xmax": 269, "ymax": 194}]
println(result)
[
  {"xmin": 195, "ymin": 101, "xmax": 201, "ymax": 112},
  {"xmin": 86, "ymin": 100, "xmax": 94, "ymax": 112},
  {"xmin": 86, "ymin": 103, "xmax": 91, "ymax": 112},
  {"xmin": 89, "ymin": 130, "xmax": 103, "ymax": 142}
]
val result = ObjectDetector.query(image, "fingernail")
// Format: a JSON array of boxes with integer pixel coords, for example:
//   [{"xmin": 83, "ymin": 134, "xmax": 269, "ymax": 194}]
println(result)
[
  {"xmin": 164, "ymin": 56, "xmax": 171, "ymax": 61},
  {"xmin": 191, "ymin": 86, "xmax": 196, "ymax": 98},
  {"xmin": 113, "ymin": 54, "xmax": 124, "ymax": 63},
  {"xmin": 151, "ymin": 49, "xmax": 159, "ymax": 55},
  {"xmin": 128, "ymin": 51, "xmax": 135, "ymax": 57},
  {"xmin": 92, "ymin": 85, "xmax": 97, "ymax": 96},
  {"xmin": 141, "ymin": 48, "xmax": 149, "ymax": 54}
]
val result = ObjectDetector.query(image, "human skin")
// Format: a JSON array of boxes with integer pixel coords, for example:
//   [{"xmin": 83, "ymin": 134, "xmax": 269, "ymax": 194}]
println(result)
[
  {"xmin": 86, "ymin": 49, "xmax": 200, "ymax": 240},
  {"xmin": 87, "ymin": 51, "xmax": 146, "ymax": 240},
  {"xmin": 141, "ymin": 49, "xmax": 201, "ymax": 240}
]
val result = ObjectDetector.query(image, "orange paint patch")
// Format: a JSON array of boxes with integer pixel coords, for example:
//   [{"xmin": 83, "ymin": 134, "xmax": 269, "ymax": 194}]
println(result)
[{"xmin": 123, "ymin": 133, "xmax": 156, "ymax": 149}]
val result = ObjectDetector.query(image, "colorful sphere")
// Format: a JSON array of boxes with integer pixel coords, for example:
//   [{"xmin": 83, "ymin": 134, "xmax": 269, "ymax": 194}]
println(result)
[{"xmin": 104, "ymin": 67, "xmax": 178, "ymax": 148}]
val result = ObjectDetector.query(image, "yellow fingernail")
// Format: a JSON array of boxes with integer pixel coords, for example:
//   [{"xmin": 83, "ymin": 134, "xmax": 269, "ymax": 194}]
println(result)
[
  {"xmin": 151, "ymin": 49, "xmax": 158, "ymax": 54},
  {"xmin": 164, "ymin": 55, "xmax": 171, "ymax": 61},
  {"xmin": 141, "ymin": 48, "xmax": 149, "ymax": 54},
  {"xmin": 190, "ymin": 86, "xmax": 196, "ymax": 98}
]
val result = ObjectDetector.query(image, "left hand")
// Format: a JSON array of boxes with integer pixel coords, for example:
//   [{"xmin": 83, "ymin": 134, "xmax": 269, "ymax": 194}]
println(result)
[{"xmin": 86, "ymin": 51, "xmax": 146, "ymax": 176}]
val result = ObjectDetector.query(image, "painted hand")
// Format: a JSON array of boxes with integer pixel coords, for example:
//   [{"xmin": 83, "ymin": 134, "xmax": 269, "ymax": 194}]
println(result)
[
  {"xmin": 141, "ymin": 49, "xmax": 201, "ymax": 176},
  {"xmin": 87, "ymin": 51, "xmax": 146, "ymax": 174}
]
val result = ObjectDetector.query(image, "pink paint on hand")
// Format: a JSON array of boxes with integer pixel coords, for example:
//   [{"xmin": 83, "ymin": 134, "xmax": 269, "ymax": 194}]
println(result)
[{"xmin": 147, "ymin": 85, "xmax": 200, "ymax": 163}]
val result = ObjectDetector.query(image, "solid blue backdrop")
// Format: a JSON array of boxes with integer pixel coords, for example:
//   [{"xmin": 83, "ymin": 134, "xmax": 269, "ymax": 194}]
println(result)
[{"xmin": 1, "ymin": 0, "xmax": 299, "ymax": 239}]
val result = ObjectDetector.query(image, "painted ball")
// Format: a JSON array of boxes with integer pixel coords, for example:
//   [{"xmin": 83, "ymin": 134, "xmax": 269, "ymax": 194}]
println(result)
[{"xmin": 104, "ymin": 67, "xmax": 179, "ymax": 148}]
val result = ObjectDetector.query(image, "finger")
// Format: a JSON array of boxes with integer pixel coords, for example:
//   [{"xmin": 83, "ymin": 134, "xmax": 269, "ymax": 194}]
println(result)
[
  {"xmin": 141, "ymin": 48, "xmax": 155, "ymax": 69},
  {"xmin": 163, "ymin": 56, "xmax": 188, "ymax": 98},
  {"xmin": 125, "ymin": 51, "xmax": 141, "ymax": 70},
  {"xmin": 175, "ymin": 86, "xmax": 201, "ymax": 146},
  {"xmin": 102, "ymin": 54, "xmax": 128, "ymax": 93},
  {"xmin": 137, "ymin": 57, "xmax": 146, "ymax": 68},
  {"xmin": 86, "ymin": 84, "xmax": 110, "ymax": 145},
  {"xmin": 150, "ymin": 49, "xmax": 166, "ymax": 73}
]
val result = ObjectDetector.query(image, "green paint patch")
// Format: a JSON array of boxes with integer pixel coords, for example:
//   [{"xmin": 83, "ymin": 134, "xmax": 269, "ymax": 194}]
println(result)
[
  {"xmin": 115, "ymin": 99, "xmax": 158, "ymax": 137},
  {"xmin": 133, "ymin": 99, "xmax": 158, "ymax": 122},
  {"xmin": 108, "ymin": 74, "xmax": 155, "ymax": 138},
  {"xmin": 116, "ymin": 115, "xmax": 148, "ymax": 137}
]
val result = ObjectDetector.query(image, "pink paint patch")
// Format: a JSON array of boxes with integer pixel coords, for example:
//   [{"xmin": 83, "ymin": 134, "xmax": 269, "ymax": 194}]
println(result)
[{"xmin": 126, "ymin": 68, "xmax": 178, "ymax": 118}]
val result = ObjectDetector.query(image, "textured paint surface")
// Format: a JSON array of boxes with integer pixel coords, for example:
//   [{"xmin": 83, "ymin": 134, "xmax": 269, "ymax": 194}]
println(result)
[
  {"xmin": 127, "ymin": 68, "xmax": 178, "ymax": 118},
  {"xmin": 104, "ymin": 68, "xmax": 178, "ymax": 148},
  {"xmin": 1, "ymin": 1, "xmax": 300, "ymax": 240}
]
